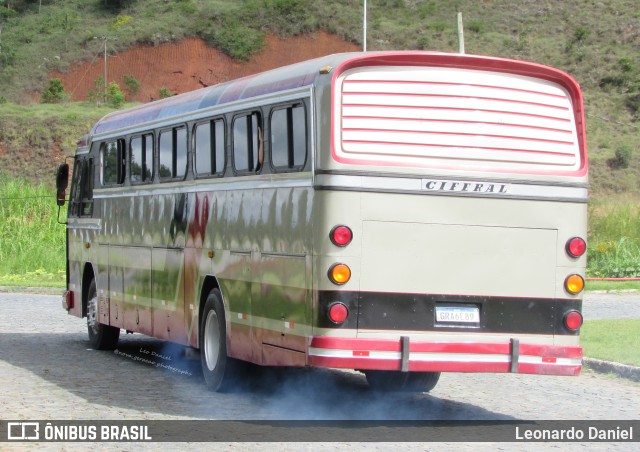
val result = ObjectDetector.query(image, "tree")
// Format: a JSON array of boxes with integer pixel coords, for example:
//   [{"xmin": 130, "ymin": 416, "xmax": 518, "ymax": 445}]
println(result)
[
  {"xmin": 106, "ymin": 81, "xmax": 125, "ymax": 108},
  {"xmin": 41, "ymin": 78, "xmax": 67, "ymax": 103}
]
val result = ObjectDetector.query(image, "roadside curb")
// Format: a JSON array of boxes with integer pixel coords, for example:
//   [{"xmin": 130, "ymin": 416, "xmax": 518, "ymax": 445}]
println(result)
[
  {"xmin": 0, "ymin": 286, "xmax": 62, "ymax": 295},
  {"xmin": 583, "ymin": 357, "xmax": 640, "ymax": 382}
]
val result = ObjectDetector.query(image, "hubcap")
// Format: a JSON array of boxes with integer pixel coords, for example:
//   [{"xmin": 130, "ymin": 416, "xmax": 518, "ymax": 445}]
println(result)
[
  {"xmin": 87, "ymin": 294, "xmax": 99, "ymax": 335},
  {"xmin": 204, "ymin": 310, "xmax": 220, "ymax": 371}
]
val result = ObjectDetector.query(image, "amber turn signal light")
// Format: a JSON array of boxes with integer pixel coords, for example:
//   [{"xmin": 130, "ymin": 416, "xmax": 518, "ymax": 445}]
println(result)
[
  {"xmin": 328, "ymin": 263, "xmax": 351, "ymax": 285},
  {"xmin": 564, "ymin": 274, "xmax": 585, "ymax": 295}
]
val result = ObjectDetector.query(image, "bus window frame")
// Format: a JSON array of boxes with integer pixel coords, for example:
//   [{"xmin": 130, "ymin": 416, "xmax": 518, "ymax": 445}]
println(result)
[
  {"xmin": 231, "ymin": 110, "xmax": 263, "ymax": 176},
  {"xmin": 268, "ymin": 102, "xmax": 308, "ymax": 173},
  {"xmin": 129, "ymin": 132, "xmax": 155, "ymax": 185},
  {"xmin": 193, "ymin": 117, "xmax": 226, "ymax": 179},
  {"xmin": 158, "ymin": 125, "xmax": 188, "ymax": 182},
  {"xmin": 100, "ymin": 139, "xmax": 125, "ymax": 187},
  {"xmin": 69, "ymin": 156, "xmax": 94, "ymax": 217}
]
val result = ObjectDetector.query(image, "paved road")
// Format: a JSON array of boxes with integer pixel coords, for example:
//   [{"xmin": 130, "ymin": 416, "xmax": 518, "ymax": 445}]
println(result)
[{"xmin": 0, "ymin": 292, "xmax": 638, "ymax": 451}]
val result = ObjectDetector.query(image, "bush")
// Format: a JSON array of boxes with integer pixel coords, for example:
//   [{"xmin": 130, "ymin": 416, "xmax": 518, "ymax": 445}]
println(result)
[
  {"xmin": 124, "ymin": 75, "xmax": 141, "ymax": 100},
  {"xmin": 106, "ymin": 82, "xmax": 125, "ymax": 108},
  {"xmin": 201, "ymin": 20, "xmax": 265, "ymax": 61},
  {"xmin": 41, "ymin": 78, "xmax": 67, "ymax": 104},
  {"xmin": 613, "ymin": 145, "xmax": 633, "ymax": 169},
  {"xmin": 159, "ymin": 87, "xmax": 173, "ymax": 99}
]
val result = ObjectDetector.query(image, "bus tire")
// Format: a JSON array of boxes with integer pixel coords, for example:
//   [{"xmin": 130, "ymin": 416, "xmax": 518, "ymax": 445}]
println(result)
[
  {"xmin": 86, "ymin": 279, "xmax": 120, "ymax": 350},
  {"xmin": 200, "ymin": 289, "xmax": 240, "ymax": 392},
  {"xmin": 364, "ymin": 370, "xmax": 441, "ymax": 393}
]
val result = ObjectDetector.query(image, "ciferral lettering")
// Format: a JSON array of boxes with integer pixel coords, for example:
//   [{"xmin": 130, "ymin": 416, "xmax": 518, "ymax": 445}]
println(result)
[{"xmin": 423, "ymin": 179, "xmax": 509, "ymax": 194}]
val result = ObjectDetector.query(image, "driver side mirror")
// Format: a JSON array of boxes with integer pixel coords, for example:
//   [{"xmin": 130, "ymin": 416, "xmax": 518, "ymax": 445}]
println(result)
[{"xmin": 55, "ymin": 163, "xmax": 69, "ymax": 206}]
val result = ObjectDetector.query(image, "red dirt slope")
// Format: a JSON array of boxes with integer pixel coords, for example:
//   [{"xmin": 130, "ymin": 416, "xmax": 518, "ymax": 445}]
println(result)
[{"xmin": 50, "ymin": 32, "xmax": 360, "ymax": 103}]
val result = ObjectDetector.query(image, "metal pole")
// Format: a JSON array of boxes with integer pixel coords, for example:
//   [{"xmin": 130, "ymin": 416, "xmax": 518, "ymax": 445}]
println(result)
[
  {"xmin": 103, "ymin": 38, "xmax": 107, "ymax": 96},
  {"xmin": 363, "ymin": 0, "xmax": 367, "ymax": 52},
  {"xmin": 457, "ymin": 12, "xmax": 465, "ymax": 54}
]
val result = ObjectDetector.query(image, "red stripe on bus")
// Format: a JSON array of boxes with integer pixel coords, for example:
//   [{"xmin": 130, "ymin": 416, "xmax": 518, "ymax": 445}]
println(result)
[
  {"xmin": 341, "ymin": 139, "xmax": 577, "ymax": 158},
  {"xmin": 341, "ymin": 115, "xmax": 574, "ymax": 135},
  {"xmin": 308, "ymin": 356, "xmax": 581, "ymax": 376},
  {"xmin": 342, "ymin": 127, "xmax": 575, "ymax": 146},
  {"xmin": 343, "ymin": 91, "xmax": 569, "ymax": 111},
  {"xmin": 341, "ymin": 103, "xmax": 573, "ymax": 123},
  {"xmin": 343, "ymin": 79, "xmax": 567, "ymax": 100},
  {"xmin": 310, "ymin": 337, "xmax": 582, "ymax": 359}
]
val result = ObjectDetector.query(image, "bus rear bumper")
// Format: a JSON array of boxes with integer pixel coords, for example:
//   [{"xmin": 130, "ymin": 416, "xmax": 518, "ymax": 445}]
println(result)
[{"xmin": 308, "ymin": 337, "xmax": 582, "ymax": 376}]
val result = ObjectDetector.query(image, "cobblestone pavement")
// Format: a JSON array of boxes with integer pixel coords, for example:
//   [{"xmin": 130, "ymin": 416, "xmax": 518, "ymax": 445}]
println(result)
[{"xmin": 0, "ymin": 292, "xmax": 638, "ymax": 451}]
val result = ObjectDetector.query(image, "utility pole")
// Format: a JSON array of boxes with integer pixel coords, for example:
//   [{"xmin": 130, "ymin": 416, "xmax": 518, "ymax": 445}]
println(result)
[
  {"xmin": 457, "ymin": 12, "xmax": 465, "ymax": 54},
  {"xmin": 363, "ymin": 0, "xmax": 367, "ymax": 52}
]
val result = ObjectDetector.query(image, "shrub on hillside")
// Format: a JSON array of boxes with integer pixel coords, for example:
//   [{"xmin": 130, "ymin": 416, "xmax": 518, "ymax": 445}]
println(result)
[
  {"xmin": 41, "ymin": 78, "xmax": 67, "ymax": 104},
  {"xmin": 106, "ymin": 82, "xmax": 125, "ymax": 108}
]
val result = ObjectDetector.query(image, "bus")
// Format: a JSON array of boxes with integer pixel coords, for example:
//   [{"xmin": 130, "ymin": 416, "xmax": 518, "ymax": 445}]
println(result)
[{"xmin": 56, "ymin": 51, "xmax": 588, "ymax": 392}]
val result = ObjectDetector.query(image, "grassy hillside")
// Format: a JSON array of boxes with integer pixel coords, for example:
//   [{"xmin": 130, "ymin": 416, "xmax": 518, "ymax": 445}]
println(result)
[{"xmin": 0, "ymin": 0, "xmax": 639, "ymax": 193}]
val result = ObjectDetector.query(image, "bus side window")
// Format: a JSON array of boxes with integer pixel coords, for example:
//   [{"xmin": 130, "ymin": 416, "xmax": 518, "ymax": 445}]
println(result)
[
  {"xmin": 131, "ymin": 133, "xmax": 154, "ymax": 183},
  {"xmin": 159, "ymin": 126, "xmax": 187, "ymax": 180},
  {"xmin": 70, "ymin": 158, "xmax": 94, "ymax": 217},
  {"xmin": 232, "ymin": 112, "xmax": 262, "ymax": 174},
  {"xmin": 270, "ymin": 104, "xmax": 307, "ymax": 171},
  {"xmin": 101, "ymin": 139, "xmax": 125, "ymax": 186},
  {"xmin": 80, "ymin": 158, "xmax": 94, "ymax": 216},
  {"xmin": 194, "ymin": 119, "xmax": 225, "ymax": 177}
]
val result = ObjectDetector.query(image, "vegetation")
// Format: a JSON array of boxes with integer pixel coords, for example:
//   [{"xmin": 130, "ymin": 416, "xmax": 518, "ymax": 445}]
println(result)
[
  {"xmin": 588, "ymin": 195, "xmax": 640, "ymax": 279},
  {"xmin": 0, "ymin": 102, "xmax": 118, "ymax": 181},
  {"xmin": 0, "ymin": 0, "xmax": 638, "ymax": 194},
  {"xmin": 581, "ymin": 319, "xmax": 640, "ymax": 367},
  {"xmin": 0, "ymin": 174, "xmax": 65, "ymax": 287}
]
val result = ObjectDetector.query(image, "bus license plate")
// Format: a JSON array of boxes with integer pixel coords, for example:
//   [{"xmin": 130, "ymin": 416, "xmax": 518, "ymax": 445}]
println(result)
[{"xmin": 435, "ymin": 306, "xmax": 480, "ymax": 324}]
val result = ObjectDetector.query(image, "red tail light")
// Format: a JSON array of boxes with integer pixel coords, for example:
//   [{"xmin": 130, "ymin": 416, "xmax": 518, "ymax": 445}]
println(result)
[
  {"xmin": 328, "ymin": 302, "xmax": 349, "ymax": 324},
  {"xmin": 566, "ymin": 237, "xmax": 586, "ymax": 258},
  {"xmin": 564, "ymin": 310, "xmax": 583, "ymax": 331},
  {"xmin": 330, "ymin": 225, "xmax": 353, "ymax": 247}
]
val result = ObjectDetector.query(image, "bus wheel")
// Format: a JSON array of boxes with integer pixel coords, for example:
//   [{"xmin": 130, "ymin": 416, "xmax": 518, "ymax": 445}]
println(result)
[
  {"xmin": 200, "ymin": 289, "xmax": 241, "ymax": 392},
  {"xmin": 86, "ymin": 279, "xmax": 120, "ymax": 350},
  {"xmin": 364, "ymin": 370, "xmax": 441, "ymax": 393}
]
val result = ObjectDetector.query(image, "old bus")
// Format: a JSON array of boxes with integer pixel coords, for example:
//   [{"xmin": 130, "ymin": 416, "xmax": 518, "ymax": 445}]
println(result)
[{"xmin": 57, "ymin": 51, "xmax": 588, "ymax": 392}]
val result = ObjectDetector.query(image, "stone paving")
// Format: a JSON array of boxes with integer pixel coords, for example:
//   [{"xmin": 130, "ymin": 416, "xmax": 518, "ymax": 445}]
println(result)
[{"xmin": 0, "ymin": 292, "xmax": 638, "ymax": 451}]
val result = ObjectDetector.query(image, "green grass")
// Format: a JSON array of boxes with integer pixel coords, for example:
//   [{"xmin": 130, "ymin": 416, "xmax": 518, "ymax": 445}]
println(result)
[
  {"xmin": 0, "ymin": 174, "xmax": 66, "ymax": 287},
  {"xmin": 0, "ymin": 102, "xmax": 121, "ymax": 184},
  {"xmin": 587, "ymin": 195, "xmax": 640, "ymax": 278},
  {"xmin": 586, "ymin": 280, "xmax": 640, "ymax": 292},
  {"xmin": 581, "ymin": 319, "xmax": 640, "ymax": 367}
]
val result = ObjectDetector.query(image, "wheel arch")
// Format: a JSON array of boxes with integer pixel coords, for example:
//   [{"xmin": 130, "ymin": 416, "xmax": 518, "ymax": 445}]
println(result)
[
  {"xmin": 81, "ymin": 262, "xmax": 96, "ymax": 318},
  {"xmin": 198, "ymin": 275, "xmax": 224, "ymax": 349}
]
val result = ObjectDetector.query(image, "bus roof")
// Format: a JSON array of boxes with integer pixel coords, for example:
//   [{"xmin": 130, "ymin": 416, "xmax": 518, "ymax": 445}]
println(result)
[{"xmin": 90, "ymin": 51, "xmax": 583, "ymax": 139}]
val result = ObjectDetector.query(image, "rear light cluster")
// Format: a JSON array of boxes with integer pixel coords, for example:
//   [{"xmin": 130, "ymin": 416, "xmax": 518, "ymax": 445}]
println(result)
[
  {"xmin": 562, "ymin": 237, "xmax": 585, "ymax": 331},
  {"xmin": 563, "ymin": 236, "xmax": 586, "ymax": 295},
  {"xmin": 327, "ymin": 225, "xmax": 353, "ymax": 325}
]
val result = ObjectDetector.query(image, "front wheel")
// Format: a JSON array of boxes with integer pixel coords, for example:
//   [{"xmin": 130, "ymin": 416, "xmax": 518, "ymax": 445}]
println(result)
[
  {"xmin": 200, "ymin": 289, "xmax": 242, "ymax": 391},
  {"xmin": 364, "ymin": 370, "xmax": 441, "ymax": 393},
  {"xmin": 86, "ymin": 279, "xmax": 120, "ymax": 350}
]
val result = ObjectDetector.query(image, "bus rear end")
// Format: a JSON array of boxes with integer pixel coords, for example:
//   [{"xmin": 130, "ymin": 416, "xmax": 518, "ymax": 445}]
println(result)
[{"xmin": 309, "ymin": 53, "xmax": 587, "ymax": 390}]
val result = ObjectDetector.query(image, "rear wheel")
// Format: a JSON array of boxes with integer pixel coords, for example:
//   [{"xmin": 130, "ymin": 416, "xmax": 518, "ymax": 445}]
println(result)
[
  {"xmin": 200, "ymin": 289, "xmax": 242, "ymax": 391},
  {"xmin": 364, "ymin": 370, "xmax": 440, "ymax": 393},
  {"xmin": 86, "ymin": 279, "xmax": 120, "ymax": 350}
]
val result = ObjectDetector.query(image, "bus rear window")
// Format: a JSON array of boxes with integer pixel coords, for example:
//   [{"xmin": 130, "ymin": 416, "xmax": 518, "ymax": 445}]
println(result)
[{"xmin": 334, "ymin": 66, "xmax": 584, "ymax": 175}]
